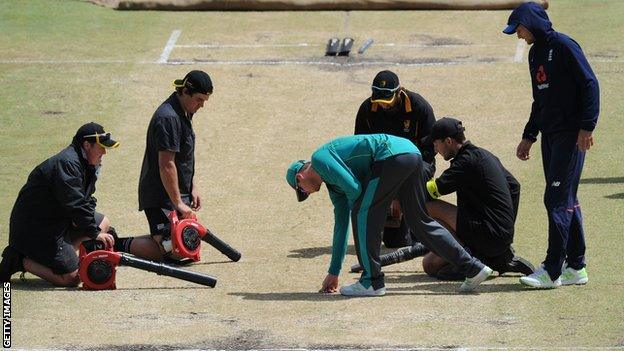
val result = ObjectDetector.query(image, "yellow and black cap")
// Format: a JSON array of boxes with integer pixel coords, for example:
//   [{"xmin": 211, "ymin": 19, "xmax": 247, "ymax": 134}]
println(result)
[
  {"xmin": 173, "ymin": 70, "xmax": 213, "ymax": 95},
  {"xmin": 74, "ymin": 122, "xmax": 119, "ymax": 149},
  {"xmin": 421, "ymin": 117, "xmax": 465, "ymax": 145},
  {"xmin": 371, "ymin": 70, "xmax": 400, "ymax": 104}
]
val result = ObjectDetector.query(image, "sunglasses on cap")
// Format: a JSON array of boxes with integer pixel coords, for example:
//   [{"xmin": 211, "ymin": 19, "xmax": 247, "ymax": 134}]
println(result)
[
  {"xmin": 83, "ymin": 133, "xmax": 119, "ymax": 149},
  {"xmin": 371, "ymin": 85, "xmax": 399, "ymax": 104},
  {"xmin": 371, "ymin": 85, "xmax": 400, "ymax": 93},
  {"xmin": 173, "ymin": 78, "xmax": 213, "ymax": 95}
]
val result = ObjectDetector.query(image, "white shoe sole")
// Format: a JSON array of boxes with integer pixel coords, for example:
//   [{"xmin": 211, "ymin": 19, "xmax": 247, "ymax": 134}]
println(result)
[
  {"xmin": 339, "ymin": 287, "xmax": 386, "ymax": 297},
  {"xmin": 561, "ymin": 278, "xmax": 588, "ymax": 286},
  {"xmin": 519, "ymin": 277, "xmax": 561, "ymax": 289}
]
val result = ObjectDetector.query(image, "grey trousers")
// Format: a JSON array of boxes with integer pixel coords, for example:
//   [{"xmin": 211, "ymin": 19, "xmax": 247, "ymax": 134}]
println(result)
[{"xmin": 351, "ymin": 153, "xmax": 484, "ymax": 289}]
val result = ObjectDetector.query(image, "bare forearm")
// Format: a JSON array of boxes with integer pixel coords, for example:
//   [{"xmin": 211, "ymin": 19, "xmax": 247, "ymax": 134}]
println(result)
[{"xmin": 159, "ymin": 160, "xmax": 184, "ymax": 207}]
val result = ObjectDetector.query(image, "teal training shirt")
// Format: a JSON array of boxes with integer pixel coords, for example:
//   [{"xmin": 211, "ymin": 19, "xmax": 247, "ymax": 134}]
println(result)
[{"xmin": 310, "ymin": 134, "xmax": 420, "ymax": 275}]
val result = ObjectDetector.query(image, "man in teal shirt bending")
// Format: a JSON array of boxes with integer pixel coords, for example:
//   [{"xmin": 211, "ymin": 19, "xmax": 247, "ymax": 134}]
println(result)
[{"xmin": 286, "ymin": 134, "xmax": 492, "ymax": 296}]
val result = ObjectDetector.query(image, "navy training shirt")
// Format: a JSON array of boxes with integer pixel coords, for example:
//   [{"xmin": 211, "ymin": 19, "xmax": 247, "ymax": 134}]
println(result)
[{"xmin": 508, "ymin": 3, "xmax": 599, "ymax": 140}]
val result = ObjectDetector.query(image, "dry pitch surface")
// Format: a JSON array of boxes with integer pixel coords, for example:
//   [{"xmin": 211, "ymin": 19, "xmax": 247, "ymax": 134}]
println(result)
[{"xmin": 0, "ymin": 0, "xmax": 623, "ymax": 349}]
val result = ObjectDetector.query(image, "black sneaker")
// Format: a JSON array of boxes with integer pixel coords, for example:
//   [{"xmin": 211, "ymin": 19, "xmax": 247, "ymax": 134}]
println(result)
[
  {"xmin": 0, "ymin": 246, "xmax": 25, "ymax": 282},
  {"xmin": 500, "ymin": 256, "xmax": 535, "ymax": 276}
]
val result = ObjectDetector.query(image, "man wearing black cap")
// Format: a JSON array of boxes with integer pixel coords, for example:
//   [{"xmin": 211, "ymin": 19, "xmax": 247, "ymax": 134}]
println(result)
[
  {"xmin": 503, "ymin": 2, "xmax": 599, "ymax": 289},
  {"xmin": 421, "ymin": 117, "xmax": 535, "ymax": 280},
  {"xmin": 0, "ymin": 122, "xmax": 119, "ymax": 286},
  {"xmin": 355, "ymin": 70, "xmax": 437, "ymax": 249},
  {"xmin": 128, "ymin": 70, "xmax": 213, "ymax": 261}
]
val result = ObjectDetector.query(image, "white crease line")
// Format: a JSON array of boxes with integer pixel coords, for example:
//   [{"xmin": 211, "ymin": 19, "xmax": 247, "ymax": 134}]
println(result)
[
  {"xmin": 514, "ymin": 39, "xmax": 526, "ymax": 62},
  {"xmin": 175, "ymin": 43, "xmax": 316, "ymax": 48},
  {"xmin": 14, "ymin": 348, "xmax": 624, "ymax": 351},
  {"xmin": 158, "ymin": 29, "xmax": 182, "ymax": 64},
  {"xmin": 0, "ymin": 59, "xmax": 139, "ymax": 64},
  {"xmin": 175, "ymin": 43, "xmax": 507, "ymax": 49},
  {"xmin": 379, "ymin": 43, "xmax": 507, "ymax": 48},
  {"xmin": 166, "ymin": 59, "xmax": 500, "ymax": 67},
  {"xmin": 0, "ymin": 59, "xmax": 621, "ymax": 66}
]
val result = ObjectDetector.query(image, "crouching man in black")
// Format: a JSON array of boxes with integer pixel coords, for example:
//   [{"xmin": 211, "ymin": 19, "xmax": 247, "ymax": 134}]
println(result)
[
  {"xmin": 421, "ymin": 117, "xmax": 535, "ymax": 279},
  {"xmin": 0, "ymin": 122, "xmax": 119, "ymax": 286}
]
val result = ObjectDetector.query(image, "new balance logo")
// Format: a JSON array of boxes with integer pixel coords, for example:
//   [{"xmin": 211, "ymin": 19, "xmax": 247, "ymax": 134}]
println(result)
[{"xmin": 551, "ymin": 181, "xmax": 561, "ymax": 187}]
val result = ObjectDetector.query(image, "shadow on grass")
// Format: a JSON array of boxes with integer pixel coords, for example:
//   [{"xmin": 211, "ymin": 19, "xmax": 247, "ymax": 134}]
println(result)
[
  {"xmin": 580, "ymin": 176, "xmax": 624, "ymax": 184},
  {"xmin": 579, "ymin": 176, "xmax": 624, "ymax": 199},
  {"xmin": 230, "ymin": 291, "xmax": 344, "ymax": 301},
  {"xmin": 230, "ymin": 274, "xmax": 531, "ymax": 301},
  {"xmin": 9, "ymin": 279, "xmax": 78, "ymax": 292},
  {"xmin": 114, "ymin": 286, "xmax": 213, "ymax": 291},
  {"xmin": 9, "ymin": 277, "xmax": 213, "ymax": 291},
  {"xmin": 390, "ymin": 282, "xmax": 530, "ymax": 295},
  {"xmin": 187, "ymin": 259, "xmax": 237, "ymax": 266},
  {"xmin": 288, "ymin": 245, "xmax": 402, "ymax": 259},
  {"xmin": 287, "ymin": 245, "xmax": 356, "ymax": 259}
]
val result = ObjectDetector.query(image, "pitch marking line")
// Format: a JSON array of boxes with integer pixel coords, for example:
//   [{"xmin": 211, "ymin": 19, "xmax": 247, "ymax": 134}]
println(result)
[
  {"xmin": 165, "ymin": 59, "xmax": 503, "ymax": 67},
  {"xmin": 0, "ymin": 58, "xmax": 620, "ymax": 66},
  {"xmin": 8, "ymin": 347, "xmax": 624, "ymax": 350},
  {"xmin": 514, "ymin": 39, "xmax": 526, "ymax": 62},
  {"xmin": 158, "ymin": 29, "xmax": 182, "ymax": 64},
  {"xmin": 174, "ymin": 42, "xmax": 508, "ymax": 49},
  {"xmin": 175, "ymin": 43, "xmax": 317, "ymax": 48}
]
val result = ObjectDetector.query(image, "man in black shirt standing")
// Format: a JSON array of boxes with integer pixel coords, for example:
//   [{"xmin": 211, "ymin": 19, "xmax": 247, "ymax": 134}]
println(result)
[
  {"xmin": 355, "ymin": 70, "xmax": 436, "ymax": 248},
  {"xmin": 115, "ymin": 70, "xmax": 213, "ymax": 261},
  {"xmin": 421, "ymin": 117, "xmax": 534, "ymax": 279}
]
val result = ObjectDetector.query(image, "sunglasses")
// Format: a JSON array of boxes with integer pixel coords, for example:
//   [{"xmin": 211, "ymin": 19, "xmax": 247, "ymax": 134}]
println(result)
[{"xmin": 83, "ymin": 133, "xmax": 117, "ymax": 149}]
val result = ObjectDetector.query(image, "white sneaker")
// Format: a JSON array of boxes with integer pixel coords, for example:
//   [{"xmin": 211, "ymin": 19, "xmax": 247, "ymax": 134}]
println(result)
[
  {"xmin": 459, "ymin": 265, "xmax": 493, "ymax": 292},
  {"xmin": 561, "ymin": 266, "xmax": 588, "ymax": 285},
  {"xmin": 339, "ymin": 282, "xmax": 386, "ymax": 297},
  {"xmin": 519, "ymin": 265, "xmax": 561, "ymax": 288}
]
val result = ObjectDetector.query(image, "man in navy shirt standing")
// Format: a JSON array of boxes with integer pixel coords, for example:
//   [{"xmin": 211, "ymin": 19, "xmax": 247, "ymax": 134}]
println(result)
[{"xmin": 503, "ymin": 2, "xmax": 599, "ymax": 288}]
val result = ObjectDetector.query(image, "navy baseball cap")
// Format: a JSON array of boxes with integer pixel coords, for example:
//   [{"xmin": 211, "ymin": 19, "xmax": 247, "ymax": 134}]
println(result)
[
  {"xmin": 173, "ymin": 70, "xmax": 213, "ymax": 95},
  {"xmin": 371, "ymin": 70, "xmax": 400, "ymax": 104},
  {"xmin": 421, "ymin": 117, "xmax": 465, "ymax": 145},
  {"xmin": 286, "ymin": 160, "xmax": 309, "ymax": 202},
  {"xmin": 503, "ymin": 23, "xmax": 519, "ymax": 34}
]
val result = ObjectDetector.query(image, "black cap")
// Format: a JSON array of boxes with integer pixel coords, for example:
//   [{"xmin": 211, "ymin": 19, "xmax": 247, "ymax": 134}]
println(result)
[
  {"xmin": 371, "ymin": 70, "xmax": 400, "ymax": 103},
  {"xmin": 173, "ymin": 70, "xmax": 213, "ymax": 95},
  {"xmin": 73, "ymin": 122, "xmax": 119, "ymax": 148},
  {"xmin": 421, "ymin": 117, "xmax": 465, "ymax": 145}
]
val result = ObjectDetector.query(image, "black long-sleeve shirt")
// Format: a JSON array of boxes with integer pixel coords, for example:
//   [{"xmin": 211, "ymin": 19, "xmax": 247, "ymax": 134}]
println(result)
[
  {"xmin": 432, "ymin": 142, "xmax": 520, "ymax": 244},
  {"xmin": 10, "ymin": 143, "xmax": 100, "ymax": 251}
]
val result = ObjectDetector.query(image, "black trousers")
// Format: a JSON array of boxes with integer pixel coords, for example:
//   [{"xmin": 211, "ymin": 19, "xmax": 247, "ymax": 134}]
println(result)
[{"xmin": 351, "ymin": 153, "xmax": 483, "ymax": 289}]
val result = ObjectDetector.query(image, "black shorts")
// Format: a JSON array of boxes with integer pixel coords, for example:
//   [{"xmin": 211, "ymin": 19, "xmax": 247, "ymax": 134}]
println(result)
[
  {"xmin": 144, "ymin": 207, "xmax": 173, "ymax": 237},
  {"xmin": 456, "ymin": 218, "xmax": 512, "ymax": 262},
  {"xmin": 26, "ymin": 212, "xmax": 105, "ymax": 275}
]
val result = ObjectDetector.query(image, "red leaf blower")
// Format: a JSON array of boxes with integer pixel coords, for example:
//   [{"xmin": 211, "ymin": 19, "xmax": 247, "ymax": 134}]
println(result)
[
  {"xmin": 78, "ymin": 240, "xmax": 217, "ymax": 290},
  {"xmin": 168, "ymin": 211, "xmax": 241, "ymax": 262}
]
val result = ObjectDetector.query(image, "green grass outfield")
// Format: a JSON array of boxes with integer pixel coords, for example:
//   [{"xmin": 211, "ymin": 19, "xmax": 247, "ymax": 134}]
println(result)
[{"xmin": 1, "ymin": 0, "xmax": 623, "ymax": 349}]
